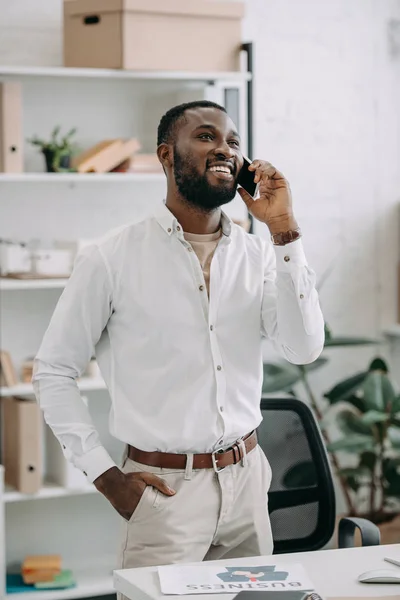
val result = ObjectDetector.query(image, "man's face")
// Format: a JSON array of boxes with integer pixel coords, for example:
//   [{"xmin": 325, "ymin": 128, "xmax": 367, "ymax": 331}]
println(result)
[{"xmin": 172, "ymin": 108, "xmax": 244, "ymax": 212}]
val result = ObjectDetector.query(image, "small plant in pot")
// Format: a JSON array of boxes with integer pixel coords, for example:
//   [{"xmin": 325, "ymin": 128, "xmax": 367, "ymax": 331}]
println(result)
[{"xmin": 28, "ymin": 126, "xmax": 77, "ymax": 172}]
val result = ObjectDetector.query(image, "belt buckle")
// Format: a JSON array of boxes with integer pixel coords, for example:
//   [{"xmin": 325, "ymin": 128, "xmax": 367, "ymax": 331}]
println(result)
[{"xmin": 212, "ymin": 447, "xmax": 226, "ymax": 473}]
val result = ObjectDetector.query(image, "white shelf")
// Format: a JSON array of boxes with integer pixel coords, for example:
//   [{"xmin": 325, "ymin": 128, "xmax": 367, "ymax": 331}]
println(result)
[
  {"xmin": 4, "ymin": 482, "xmax": 96, "ymax": 503},
  {"xmin": 0, "ymin": 64, "xmax": 251, "ymax": 82},
  {"xmin": 0, "ymin": 278, "xmax": 68, "ymax": 290},
  {"xmin": 0, "ymin": 172, "xmax": 165, "ymax": 183},
  {"xmin": 6, "ymin": 568, "xmax": 114, "ymax": 600},
  {"xmin": 0, "ymin": 378, "xmax": 106, "ymax": 397}
]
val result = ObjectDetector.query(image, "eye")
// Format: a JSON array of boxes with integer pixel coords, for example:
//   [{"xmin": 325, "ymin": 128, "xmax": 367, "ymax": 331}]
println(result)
[
  {"xmin": 198, "ymin": 133, "xmax": 214, "ymax": 141},
  {"xmin": 229, "ymin": 139, "xmax": 240, "ymax": 147}
]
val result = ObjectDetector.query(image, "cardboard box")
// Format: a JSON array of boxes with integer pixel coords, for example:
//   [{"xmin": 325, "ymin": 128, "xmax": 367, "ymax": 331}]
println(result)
[
  {"xmin": 63, "ymin": 0, "xmax": 245, "ymax": 72},
  {"xmin": 2, "ymin": 397, "xmax": 43, "ymax": 494},
  {"xmin": 0, "ymin": 82, "xmax": 23, "ymax": 173}
]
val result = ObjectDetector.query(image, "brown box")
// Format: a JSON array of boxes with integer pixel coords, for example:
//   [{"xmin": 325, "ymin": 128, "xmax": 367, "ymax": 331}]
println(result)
[
  {"xmin": 2, "ymin": 397, "xmax": 43, "ymax": 494},
  {"xmin": 0, "ymin": 82, "xmax": 23, "ymax": 173},
  {"xmin": 63, "ymin": 0, "xmax": 245, "ymax": 72}
]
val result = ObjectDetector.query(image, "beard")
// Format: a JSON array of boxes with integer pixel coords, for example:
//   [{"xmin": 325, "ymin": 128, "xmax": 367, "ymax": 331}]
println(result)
[{"xmin": 173, "ymin": 146, "xmax": 238, "ymax": 212}]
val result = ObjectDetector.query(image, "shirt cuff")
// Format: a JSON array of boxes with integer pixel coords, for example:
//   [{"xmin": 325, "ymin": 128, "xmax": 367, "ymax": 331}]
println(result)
[
  {"xmin": 273, "ymin": 238, "xmax": 308, "ymax": 271},
  {"xmin": 74, "ymin": 446, "xmax": 117, "ymax": 483}
]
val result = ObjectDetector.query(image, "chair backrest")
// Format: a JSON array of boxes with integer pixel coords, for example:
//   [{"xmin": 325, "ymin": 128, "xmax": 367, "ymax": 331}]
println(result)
[{"xmin": 257, "ymin": 396, "xmax": 336, "ymax": 554}]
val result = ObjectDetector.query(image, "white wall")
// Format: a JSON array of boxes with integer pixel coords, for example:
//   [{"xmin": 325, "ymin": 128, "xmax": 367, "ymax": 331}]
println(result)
[
  {"xmin": 243, "ymin": 0, "xmax": 400, "ymax": 382},
  {"xmin": 1, "ymin": 0, "xmax": 400, "ymax": 539}
]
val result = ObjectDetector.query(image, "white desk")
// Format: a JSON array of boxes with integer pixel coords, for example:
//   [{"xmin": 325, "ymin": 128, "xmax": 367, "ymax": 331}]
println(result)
[{"xmin": 114, "ymin": 544, "xmax": 400, "ymax": 599}]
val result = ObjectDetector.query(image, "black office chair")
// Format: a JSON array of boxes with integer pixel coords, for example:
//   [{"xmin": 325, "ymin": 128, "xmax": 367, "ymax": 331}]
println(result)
[{"xmin": 257, "ymin": 396, "xmax": 381, "ymax": 553}]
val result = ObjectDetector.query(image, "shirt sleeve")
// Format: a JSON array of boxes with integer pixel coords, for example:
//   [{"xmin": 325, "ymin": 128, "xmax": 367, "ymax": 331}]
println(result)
[
  {"xmin": 261, "ymin": 238, "xmax": 325, "ymax": 364},
  {"xmin": 32, "ymin": 244, "xmax": 117, "ymax": 483}
]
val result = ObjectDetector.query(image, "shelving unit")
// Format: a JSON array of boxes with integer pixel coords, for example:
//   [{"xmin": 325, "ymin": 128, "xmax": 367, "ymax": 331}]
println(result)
[
  {"xmin": 0, "ymin": 278, "xmax": 68, "ymax": 290},
  {"xmin": 5, "ymin": 566, "xmax": 115, "ymax": 600},
  {"xmin": 4, "ymin": 482, "xmax": 96, "ymax": 504},
  {"xmin": 0, "ymin": 59, "xmax": 252, "ymax": 600},
  {"xmin": 0, "ymin": 65, "xmax": 251, "ymax": 82},
  {"xmin": 0, "ymin": 173, "xmax": 165, "ymax": 183},
  {"xmin": 0, "ymin": 377, "xmax": 105, "ymax": 398}
]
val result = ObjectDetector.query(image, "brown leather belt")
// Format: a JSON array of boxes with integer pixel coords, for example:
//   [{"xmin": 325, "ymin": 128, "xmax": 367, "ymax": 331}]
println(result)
[{"xmin": 127, "ymin": 430, "xmax": 258, "ymax": 471}]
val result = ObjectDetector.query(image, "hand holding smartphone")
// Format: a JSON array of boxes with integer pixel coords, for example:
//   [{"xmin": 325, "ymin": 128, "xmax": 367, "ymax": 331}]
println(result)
[{"xmin": 237, "ymin": 156, "xmax": 260, "ymax": 198}]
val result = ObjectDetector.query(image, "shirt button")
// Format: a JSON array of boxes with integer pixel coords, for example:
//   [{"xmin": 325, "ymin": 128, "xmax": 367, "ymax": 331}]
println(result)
[
  {"xmin": 220, "ymin": 406, "xmax": 224, "ymax": 412},
  {"xmin": 199, "ymin": 285, "xmax": 204, "ymax": 291},
  {"xmin": 83, "ymin": 471, "xmax": 87, "ymax": 476},
  {"xmin": 167, "ymin": 228, "xmax": 171, "ymax": 233},
  {"xmin": 284, "ymin": 255, "xmax": 290, "ymax": 262},
  {"xmin": 176, "ymin": 226, "xmax": 181, "ymax": 231},
  {"xmin": 300, "ymin": 294, "xmax": 304, "ymax": 299},
  {"xmin": 217, "ymin": 365, "xmax": 222, "ymax": 371},
  {"xmin": 62, "ymin": 445, "xmax": 66, "ymax": 449},
  {"xmin": 219, "ymin": 439, "xmax": 224, "ymax": 445},
  {"xmin": 210, "ymin": 325, "xmax": 214, "ymax": 331},
  {"xmin": 188, "ymin": 247, "xmax": 193, "ymax": 252}
]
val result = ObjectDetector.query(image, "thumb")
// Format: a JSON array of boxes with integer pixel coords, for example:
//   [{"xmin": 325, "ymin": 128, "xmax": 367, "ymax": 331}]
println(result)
[
  {"xmin": 237, "ymin": 186, "xmax": 254, "ymax": 210},
  {"xmin": 141, "ymin": 472, "xmax": 176, "ymax": 496}
]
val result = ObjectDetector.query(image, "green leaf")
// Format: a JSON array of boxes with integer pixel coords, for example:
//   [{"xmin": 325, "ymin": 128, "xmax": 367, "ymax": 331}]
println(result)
[
  {"xmin": 388, "ymin": 426, "xmax": 400, "ymax": 449},
  {"xmin": 324, "ymin": 322, "xmax": 332, "ymax": 342},
  {"xmin": 299, "ymin": 357, "xmax": 329, "ymax": 373},
  {"xmin": 338, "ymin": 466, "xmax": 370, "ymax": 479},
  {"xmin": 345, "ymin": 476, "xmax": 361, "ymax": 492},
  {"xmin": 390, "ymin": 397, "xmax": 400, "ymax": 415},
  {"xmin": 336, "ymin": 410, "xmax": 374, "ymax": 436},
  {"xmin": 359, "ymin": 451, "xmax": 377, "ymax": 471},
  {"xmin": 324, "ymin": 336, "xmax": 379, "ymax": 348},
  {"xmin": 382, "ymin": 458, "xmax": 400, "ymax": 497},
  {"xmin": 324, "ymin": 371, "xmax": 368, "ymax": 404},
  {"xmin": 369, "ymin": 357, "xmax": 389, "ymax": 373},
  {"xmin": 361, "ymin": 410, "xmax": 388, "ymax": 425},
  {"xmin": 327, "ymin": 435, "xmax": 375, "ymax": 453},
  {"xmin": 362, "ymin": 371, "xmax": 396, "ymax": 412},
  {"xmin": 262, "ymin": 362, "xmax": 300, "ymax": 393},
  {"xmin": 282, "ymin": 461, "xmax": 317, "ymax": 488}
]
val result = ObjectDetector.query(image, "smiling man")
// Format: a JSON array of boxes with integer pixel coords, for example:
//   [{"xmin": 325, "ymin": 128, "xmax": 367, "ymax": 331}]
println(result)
[{"xmin": 32, "ymin": 100, "xmax": 325, "ymax": 586}]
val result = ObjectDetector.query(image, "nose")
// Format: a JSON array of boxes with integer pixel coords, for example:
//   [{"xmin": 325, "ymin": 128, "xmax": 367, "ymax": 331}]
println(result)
[{"xmin": 213, "ymin": 140, "xmax": 235, "ymax": 159}]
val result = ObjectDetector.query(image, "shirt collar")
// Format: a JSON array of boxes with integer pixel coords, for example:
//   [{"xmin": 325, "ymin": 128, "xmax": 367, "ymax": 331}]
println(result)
[{"xmin": 153, "ymin": 201, "xmax": 232, "ymax": 238}]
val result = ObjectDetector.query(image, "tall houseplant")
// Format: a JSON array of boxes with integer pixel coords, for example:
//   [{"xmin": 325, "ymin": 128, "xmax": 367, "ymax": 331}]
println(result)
[
  {"xmin": 262, "ymin": 324, "xmax": 384, "ymax": 518},
  {"xmin": 323, "ymin": 357, "xmax": 400, "ymax": 522}
]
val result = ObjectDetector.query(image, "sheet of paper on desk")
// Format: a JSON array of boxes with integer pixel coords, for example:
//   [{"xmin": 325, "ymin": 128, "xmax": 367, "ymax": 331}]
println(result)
[{"xmin": 158, "ymin": 563, "xmax": 316, "ymax": 595}]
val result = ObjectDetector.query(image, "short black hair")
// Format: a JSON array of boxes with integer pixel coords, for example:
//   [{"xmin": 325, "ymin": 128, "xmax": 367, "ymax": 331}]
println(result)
[{"xmin": 157, "ymin": 100, "xmax": 227, "ymax": 147}]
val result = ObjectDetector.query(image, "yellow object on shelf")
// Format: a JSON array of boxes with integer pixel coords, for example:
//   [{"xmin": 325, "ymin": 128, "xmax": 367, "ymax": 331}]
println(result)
[{"xmin": 22, "ymin": 555, "xmax": 62, "ymax": 584}]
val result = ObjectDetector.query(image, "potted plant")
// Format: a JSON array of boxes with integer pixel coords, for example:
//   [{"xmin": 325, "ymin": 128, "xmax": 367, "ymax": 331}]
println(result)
[
  {"xmin": 27, "ymin": 126, "xmax": 77, "ymax": 172},
  {"xmin": 323, "ymin": 358, "xmax": 400, "ymax": 528},
  {"xmin": 261, "ymin": 325, "xmax": 383, "ymax": 514}
]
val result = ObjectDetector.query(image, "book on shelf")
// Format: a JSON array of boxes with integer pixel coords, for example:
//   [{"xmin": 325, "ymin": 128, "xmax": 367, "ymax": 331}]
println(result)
[{"xmin": 2, "ymin": 396, "xmax": 43, "ymax": 494}]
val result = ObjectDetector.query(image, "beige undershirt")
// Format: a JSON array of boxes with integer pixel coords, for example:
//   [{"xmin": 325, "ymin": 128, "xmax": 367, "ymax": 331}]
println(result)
[{"xmin": 184, "ymin": 229, "xmax": 222, "ymax": 297}]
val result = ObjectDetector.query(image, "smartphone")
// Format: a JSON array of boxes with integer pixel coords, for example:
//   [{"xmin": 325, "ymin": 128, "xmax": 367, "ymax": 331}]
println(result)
[
  {"xmin": 234, "ymin": 591, "xmax": 322, "ymax": 600},
  {"xmin": 237, "ymin": 155, "xmax": 260, "ymax": 198}
]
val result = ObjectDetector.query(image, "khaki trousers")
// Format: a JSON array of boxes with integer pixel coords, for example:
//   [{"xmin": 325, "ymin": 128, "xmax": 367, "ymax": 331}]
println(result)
[{"xmin": 117, "ymin": 444, "xmax": 273, "ymax": 599}]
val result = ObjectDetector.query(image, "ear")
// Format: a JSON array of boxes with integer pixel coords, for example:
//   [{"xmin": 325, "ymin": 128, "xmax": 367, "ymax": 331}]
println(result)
[{"xmin": 157, "ymin": 143, "xmax": 172, "ymax": 170}]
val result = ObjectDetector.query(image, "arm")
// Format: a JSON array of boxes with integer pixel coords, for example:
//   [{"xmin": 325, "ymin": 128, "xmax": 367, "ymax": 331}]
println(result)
[
  {"xmin": 261, "ymin": 237, "xmax": 325, "ymax": 364},
  {"xmin": 33, "ymin": 243, "xmax": 175, "ymax": 518},
  {"xmin": 238, "ymin": 159, "xmax": 325, "ymax": 365},
  {"xmin": 32, "ymin": 244, "xmax": 116, "ymax": 482}
]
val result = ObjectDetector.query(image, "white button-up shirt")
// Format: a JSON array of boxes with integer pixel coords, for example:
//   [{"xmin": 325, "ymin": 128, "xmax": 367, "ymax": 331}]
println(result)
[{"xmin": 33, "ymin": 202, "xmax": 325, "ymax": 483}]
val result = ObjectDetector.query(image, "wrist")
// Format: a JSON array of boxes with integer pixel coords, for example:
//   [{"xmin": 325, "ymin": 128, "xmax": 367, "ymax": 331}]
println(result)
[
  {"xmin": 265, "ymin": 214, "xmax": 299, "ymax": 234},
  {"xmin": 93, "ymin": 466, "xmax": 124, "ymax": 495}
]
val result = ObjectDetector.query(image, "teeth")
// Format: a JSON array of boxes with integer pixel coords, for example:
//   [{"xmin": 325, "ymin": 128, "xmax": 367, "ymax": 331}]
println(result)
[{"xmin": 209, "ymin": 166, "xmax": 231, "ymax": 173}]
